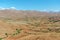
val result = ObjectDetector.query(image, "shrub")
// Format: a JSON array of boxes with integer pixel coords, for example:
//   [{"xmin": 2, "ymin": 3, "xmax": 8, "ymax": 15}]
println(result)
[
  {"xmin": 0, "ymin": 38, "xmax": 3, "ymax": 40},
  {"xmin": 5, "ymin": 33, "xmax": 8, "ymax": 37}
]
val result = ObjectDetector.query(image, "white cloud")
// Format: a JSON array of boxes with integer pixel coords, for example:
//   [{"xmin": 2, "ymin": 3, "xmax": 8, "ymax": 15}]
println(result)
[
  {"xmin": 0, "ymin": 7, "xmax": 16, "ymax": 10},
  {"xmin": 40, "ymin": 9, "xmax": 48, "ymax": 12},
  {"xmin": 48, "ymin": 9, "xmax": 60, "ymax": 12},
  {"xmin": 10, "ymin": 7, "xmax": 16, "ymax": 9},
  {"xmin": 0, "ymin": 7, "xmax": 5, "ymax": 10},
  {"xmin": 40, "ymin": 9, "xmax": 60, "ymax": 12}
]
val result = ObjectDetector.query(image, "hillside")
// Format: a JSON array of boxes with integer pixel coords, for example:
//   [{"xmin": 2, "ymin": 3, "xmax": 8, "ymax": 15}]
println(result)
[{"xmin": 0, "ymin": 10, "xmax": 60, "ymax": 40}]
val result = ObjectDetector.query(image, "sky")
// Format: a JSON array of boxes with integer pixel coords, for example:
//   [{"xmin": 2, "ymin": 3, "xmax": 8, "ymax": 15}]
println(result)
[{"xmin": 0, "ymin": 0, "xmax": 60, "ymax": 11}]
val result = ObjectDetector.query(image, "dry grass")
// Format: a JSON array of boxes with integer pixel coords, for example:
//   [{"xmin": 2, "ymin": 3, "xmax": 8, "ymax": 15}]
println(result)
[{"xmin": 0, "ymin": 10, "xmax": 60, "ymax": 40}]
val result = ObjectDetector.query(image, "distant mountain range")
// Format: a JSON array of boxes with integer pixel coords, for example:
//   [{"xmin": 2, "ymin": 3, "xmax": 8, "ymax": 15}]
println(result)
[{"xmin": 0, "ymin": 9, "xmax": 60, "ymax": 19}]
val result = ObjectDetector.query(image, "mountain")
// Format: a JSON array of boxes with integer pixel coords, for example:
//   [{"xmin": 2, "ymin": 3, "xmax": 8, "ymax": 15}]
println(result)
[{"xmin": 0, "ymin": 10, "xmax": 60, "ymax": 40}]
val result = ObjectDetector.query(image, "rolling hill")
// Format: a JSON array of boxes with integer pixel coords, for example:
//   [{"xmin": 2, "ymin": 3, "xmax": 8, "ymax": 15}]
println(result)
[{"xmin": 0, "ymin": 9, "xmax": 60, "ymax": 40}]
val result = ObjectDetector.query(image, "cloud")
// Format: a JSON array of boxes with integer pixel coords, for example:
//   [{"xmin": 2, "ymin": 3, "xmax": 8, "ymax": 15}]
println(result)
[
  {"xmin": 0, "ymin": 7, "xmax": 16, "ymax": 10},
  {"xmin": 0, "ymin": 7, "xmax": 5, "ymax": 10},
  {"xmin": 40, "ymin": 9, "xmax": 60, "ymax": 12},
  {"xmin": 40, "ymin": 9, "xmax": 48, "ymax": 12},
  {"xmin": 48, "ymin": 9, "xmax": 60, "ymax": 12},
  {"xmin": 10, "ymin": 7, "xmax": 16, "ymax": 9}
]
